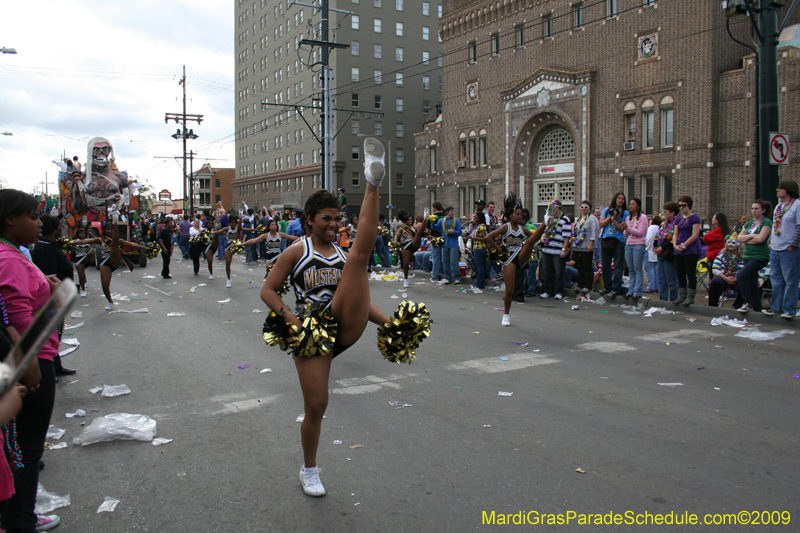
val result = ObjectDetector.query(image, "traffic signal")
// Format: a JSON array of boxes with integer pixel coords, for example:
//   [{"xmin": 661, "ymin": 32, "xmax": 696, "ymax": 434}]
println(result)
[{"xmin": 363, "ymin": 136, "xmax": 385, "ymax": 186}]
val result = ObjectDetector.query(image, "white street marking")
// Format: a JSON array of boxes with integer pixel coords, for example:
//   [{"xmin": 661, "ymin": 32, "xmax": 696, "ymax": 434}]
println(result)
[
  {"xmin": 446, "ymin": 352, "xmax": 559, "ymax": 373},
  {"xmin": 577, "ymin": 342, "xmax": 637, "ymax": 353},
  {"xmin": 636, "ymin": 329, "xmax": 709, "ymax": 345},
  {"xmin": 143, "ymin": 284, "xmax": 173, "ymax": 296}
]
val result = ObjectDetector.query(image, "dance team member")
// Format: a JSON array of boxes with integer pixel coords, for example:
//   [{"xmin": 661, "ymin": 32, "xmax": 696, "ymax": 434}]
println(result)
[
  {"xmin": 261, "ymin": 138, "xmax": 429, "ymax": 497},
  {"xmin": 393, "ymin": 210, "xmax": 425, "ymax": 288},
  {"xmin": 69, "ymin": 226, "xmax": 94, "ymax": 297},
  {"xmin": 71, "ymin": 222, "xmax": 146, "ymax": 310},
  {"xmin": 483, "ymin": 194, "xmax": 545, "ymax": 326},
  {"xmin": 242, "ymin": 218, "xmax": 299, "ymax": 278}
]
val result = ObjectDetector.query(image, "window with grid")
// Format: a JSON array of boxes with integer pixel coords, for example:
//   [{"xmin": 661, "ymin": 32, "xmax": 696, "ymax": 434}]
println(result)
[
  {"xmin": 374, "ymin": 18, "xmax": 382, "ymax": 32},
  {"xmin": 516, "ymin": 25, "xmax": 525, "ymax": 47},
  {"xmin": 374, "ymin": 121, "xmax": 382, "ymax": 135},
  {"xmin": 375, "ymin": 95, "xmax": 382, "ymax": 109},
  {"xmin": 351, "ymin": 41, "xmax": 359, "ymax": 55},
  {"xmin": 422, "ymin": 51, "xmax": 430, "ymax": 64},
  {"xmin": 396, "ymin": 0, "xmax": 403, "ymax": 10},
  {"xmin": 396, "ymin": 47, "xmax": 403, "ymax": 61},
  {"xmin": 396, "ymin": 148, "xmax": 404, "ymax": 162},
  {"xmin": 643, "ymin": 111, "xmax": 654, "ymax": 148},
  {"xmin": 352, "ymin": 146, "xmax": 360, "ymax": 160},
  {"xmin": 491, "ymin": 32, "xmax": 500, "ymax": 55},
  {"xmin": 351, "ymin": 120, "xmax": 360, "ymax": 134},
  {"xmin": 396, "ymin": 123, "xmax": 404, "ymax": 137},
  {"xmin": 374, "ymin": 44, "xmax": 382, "ymax": 58},
  {"xmin": 661, "ymin": 109, "xmax": 673, "ymax": 147},
  {"xmin": 374, "ymin": 70, "xmax": 382, "ymax": 84},
  {"xmin": 352, "ymin": 93, "xmax": 359, "ymax": 107},
  {"xmin": 351, "ymin": 67, "xmax": 360, "ymax": 82},
  {"xmin": 396, "ymin": 73, "xmax": 403, "ymax": 86},
  {"xmin": 542, "ymin": 15, "xmax": 552, "ymax": 38},
  {"xmin": 395, "ymin": 97, "xmax": 403, "ymax": 111},
  {"xmin": 469, "ymin": 40, "xmax": 477, "ymax": 62},
  {"xmin": 352, "ymin": 172, "xmax": 360, "ymax": 187},
  {"xmin": 422, "ymin": 27, "xmax": 430, "ymax": 40},
  {"xmin": 396, "ymin": 22, "xmax": 403, "ymax": 36},
  {"xmin": 396, "ymin": 173, "xmax": 404, "ymax": 187},
  {"xmin": 537, "ymin": 129, "xmax": 575, "ymax": 162},
  {"xmin": 422, "ymin": 1, "xmax": 429, "ymax": 15},
  {"xmin": 422, "ymin": 76, "xmax": 430, "ymax": 90},
  {"xmin": 574, "ymin": 3, "xmax": 584, "ymax": 28},
  {"xmin": 352, "ymin": 15, "xmax": 359, "ymax": 29}
]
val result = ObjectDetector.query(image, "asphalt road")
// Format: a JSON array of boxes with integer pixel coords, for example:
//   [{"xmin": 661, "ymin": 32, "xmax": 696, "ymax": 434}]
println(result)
[{"xmin": 38, "ymin": 255, "xmax": 800, "ymax": 532}]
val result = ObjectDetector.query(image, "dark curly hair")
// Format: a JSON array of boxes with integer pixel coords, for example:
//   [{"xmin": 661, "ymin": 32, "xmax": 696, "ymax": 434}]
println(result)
[
  {"xmin": 396, "ymin": 209, "xmax": 412, "ymax": 223},
  {"xmin": 39, "ymin": 214, "xmax": 60, "ymax": 236},
  {"xmin": 304, "ymin": 189, "xmax": 340, "ymax": 223}
]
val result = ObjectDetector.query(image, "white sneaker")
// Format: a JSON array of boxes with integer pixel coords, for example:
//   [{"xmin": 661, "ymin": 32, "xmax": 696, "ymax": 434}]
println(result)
[
  {"xmin": 540, "ymin": 293, "xmax": 550, "ymax": 299},
  {"xmin": 554, "ymin": 293, "xmax": 564, "ymax": 300},
  {"xmin": 737, "ymin": 303, "xmax": 752, "ymax": 313},
  {"xmin": 781, "ymin": 312, "xmax": 794, "ymax": 319},
  {"xmin": 299, "ymin": 465, "xmax": 326, "ymax": 497},
  {"xmin": 34, "ymin": 514, "xmax": 60, "ymax": 531},
  {"xmin": 209, "ymin": 274, "xmax": 214, "ymax": 280},
  {"xmin": 105, "ymin": 302, "xmax": 114, "ymax": 311},
  {"xmin": 442, "ymin": 279, "xmax": 451, "ymax": 285},
  {"xmin": 501, "ymin": 314, "xmax": 511, "ymax": 326},
  {"xmin": 403, "ymin": 278, "xmax": 410, "ymax": 288},
  {"xmin": 80, "ymin": 290, "xmax": 87, "ymax": 298},
  {"xmin": 362, "ymin": 137, "xmax": 385, "ymax": 187},
  {"xmin": 226, "ymin": 279, "xmax": 232, "ymax": 288}
]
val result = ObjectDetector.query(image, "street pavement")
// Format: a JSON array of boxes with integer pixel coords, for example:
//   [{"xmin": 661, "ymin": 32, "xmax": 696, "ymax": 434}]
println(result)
[{"xmin": 39, "ymin": 256, "xmax": 800, "ymax": 532}]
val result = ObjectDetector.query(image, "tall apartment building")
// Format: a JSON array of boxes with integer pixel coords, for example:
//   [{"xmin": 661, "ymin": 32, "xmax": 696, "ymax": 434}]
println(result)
[
  {"xmin": 233, "ymin": 0, "xmax": 443, "ymax": 218},
  {"xmin": 415, "ymin": 0, "xmax": 799, "ymax": 222}
]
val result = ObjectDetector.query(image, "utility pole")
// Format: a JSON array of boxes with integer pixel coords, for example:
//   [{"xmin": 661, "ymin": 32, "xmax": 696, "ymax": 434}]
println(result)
[
  {"xmin": 723, "ymin": 0, "xmax": 798, "ymax": 205},
  {"xmin": 294, "ymin": 0, "xmax": 350, "ymax": 192},
  {"xmin": 165, "ymin": 65, "xmax": 202, "ymax": 215}
]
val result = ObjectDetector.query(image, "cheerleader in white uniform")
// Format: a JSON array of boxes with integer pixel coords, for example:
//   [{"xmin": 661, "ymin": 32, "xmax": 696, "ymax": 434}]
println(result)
[
  {"xmin": 482, "ymin": 194, "xmax": 545, "ymax": 326},
  {"xmin": 393, "ymin": 210, "xmax": 425, "ymax": 288},
  {"xmin": 70, "ymin": 226, "xmax": 95, "ymax": 297},
  {"xmin": 221, "ymin": 216, "xmax": 242, "ymax": 287},
  {"xmin": 261, "ymin": 141, "xmax": 394, "ymax": 498}
]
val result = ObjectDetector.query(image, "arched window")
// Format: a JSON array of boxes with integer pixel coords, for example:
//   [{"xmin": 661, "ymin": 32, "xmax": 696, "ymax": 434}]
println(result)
[
  {"xmin": 537, "ymin": 129, "xmax": 575, "ymax": 162},
  {"xmin": 623, "ymin": 102, "xmax": 636, "ymax": 143},
  {"xmin": 642, "ymin": 99, "xmax": 655, "ymax": 148},
  {"xmin": 468, "ymin": 130, "xmax": 478, "ymax": 167},
  {"xmin": 458, "ymin": 132, "xmax": 467, "ymax": 167},
  {"xmin": 429, "ymin": 139, "xmax": 438, "ymax": 174}
]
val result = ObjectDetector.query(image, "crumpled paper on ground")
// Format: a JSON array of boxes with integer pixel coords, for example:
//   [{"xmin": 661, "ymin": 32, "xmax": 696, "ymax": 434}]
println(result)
[
  {"xmin": 72, "ymin": 413, "xmax": 157, "ymax": 446},
  {"xmin": 735, "ymin": 326, "xmax": 795, "ymax": 341},
  {"xmin": 97, "ymin": 497, "xmax": 121, "ymax": 513},
  {"xmin": 710, "ymin": 316, "xmax": 749, "ymax": 328},
  {"xmin": 101, "ymin": 384, "xmax": 131, "ymax": 397},
  {"xmin": 35, "ymin": 484, "xmax": 71, "ymax": 514}
]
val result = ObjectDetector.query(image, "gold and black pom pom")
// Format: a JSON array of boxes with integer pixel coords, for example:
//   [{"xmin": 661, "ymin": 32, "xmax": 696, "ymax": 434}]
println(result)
[
  {"xmin": 190, "ymin": 229, "xmax": 211, "ymax": 246},
  {"xmin": 257, "ymin": 226, "xmax": 268, "ymax": 235},
  {"xmin": 377, "ymin": 226, "xmax": 390, "ymax": 237},
  {"xmin": 228, "ymin": 239, "xmax": 244, "ymax": 254},
  {"xmin": 487, "ymin": 246, "xmax": 511, "ymax": 265},
  {"xmin": 430, "ymin": 237, "xmax": 444, "ymax": 248},
  {"xmin": 292, "ymin": 303, "xmax": 338, "ymax": 358},
  {"xmin": 265, "ymin": 262, "xmax": 290, "ymax": 296},
  {"xmin": 145, "ymin": 241, "xmax": 161, "ymax": 259},
  {"xmin": 55, "ymin": 237, "xmax": 75, "ymax": 254},
  {"xmin": 388, "ymin": 241, "xmax": 403, "ymax": 255},
  {"xmin": 377, "ymin": 301, "xmax": 431, "ymax": 364},
  {"xmin": 262, "ymin": 309, "xmax": 301, "ymax": 352}
]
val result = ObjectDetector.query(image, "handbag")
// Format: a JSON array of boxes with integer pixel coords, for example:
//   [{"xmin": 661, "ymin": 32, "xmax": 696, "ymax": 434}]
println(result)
[{"xmin": 601, "ymin": 237, "xmax": 619, "ymax": 252}]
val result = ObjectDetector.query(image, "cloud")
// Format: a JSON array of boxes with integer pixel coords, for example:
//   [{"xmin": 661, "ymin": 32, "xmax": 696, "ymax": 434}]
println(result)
[{"xmin": 0, "ymin": 0, "xmax": 235, "ymax": 198}]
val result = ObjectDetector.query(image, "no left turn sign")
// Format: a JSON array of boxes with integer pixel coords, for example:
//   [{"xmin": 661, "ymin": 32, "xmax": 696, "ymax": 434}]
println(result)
[{"xmin": 769, "ymin": 132, "xmax": 790, "ymax": 165}]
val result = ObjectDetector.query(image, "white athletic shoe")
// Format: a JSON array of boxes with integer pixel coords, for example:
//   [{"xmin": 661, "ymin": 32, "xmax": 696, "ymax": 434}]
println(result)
[
  {"xmin": 299, "ymin": 465, "xmax": 326, "ymax": 497},
  {"xmin": 403, "ymin": 278, "xmax": 410, "ymax": 288},
  {"xmin": 105, "ymin": 302, "xmax": 114, "ymax": 311},
  {"xmin": 209, "ymin": 274, "xmax": 214, "ymax": 280},
  {"xmin": 362, "ymin": 137, "xmax": 386, "ymax": 187},
  {"xmin": 540, "ymin": 293, "xmax": 550, "ymax": 299},
  {"xmin": 226, "ymin": 279, "xmax": 232, "ymax": 288},
  {"xmin": 80, "ymin": 290, "xmax": 87, "ymax": 298},
  {"xmin": 554, "ymin": 293, "xmax": 564, "ymax": 300},
  {"xmin": 501, "ymin": 314, "xmax": 511, "ymax": 326}
]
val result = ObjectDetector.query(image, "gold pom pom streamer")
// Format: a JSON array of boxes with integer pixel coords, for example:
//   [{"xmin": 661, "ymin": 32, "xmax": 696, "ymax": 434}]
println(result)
[
  {"xmin": 145, "ymin": 241, "xmax": 161, "ymax": 259},
  {"xmin": 487, "ymin": 246, "xmax": 510, "ymax": 265},
  {"xmin": 377, "ymin": 226, "xmax": 390, "ymax": 237},
  {"xmin": 189, "ymin": 229, "xmax": 211, "ymax": 246},
  {"xmin": 429, "ymin": 237, "xmax": 444, "ymax": 248},
  {"xmin": 292, "ymin": 303, "xmax": 338, "ymax": 358},
  {"xmin": 377, "ymin": 300, "xmax": 431, "ymax": 364},
  {"xmin": 265, "ymin": 262, "xmax": 291, "ymax": 296},
  {"xmin": 262, "ymin": 309, "xmax": 301, "ymax": 352},
  {"xmin": 388, "ymin": 241, "xmax": 403, "ymax": 255},
  {"xmin": 228, "ymin": 239, "xmax": 244, "ymax": 254},
  {"xmin": 55, "ymin": 237, "xmax": 75, "ymax": 254}
]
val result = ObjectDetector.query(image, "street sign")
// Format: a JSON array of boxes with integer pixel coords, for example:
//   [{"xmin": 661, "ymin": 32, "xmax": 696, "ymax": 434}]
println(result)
[
  {"xmin": 769, "ymin": 132, "xmax": 790, "ymax": 165},
  {"xmin": 386, "ymin": 205, "xmax": 396, "ymax": 209}
]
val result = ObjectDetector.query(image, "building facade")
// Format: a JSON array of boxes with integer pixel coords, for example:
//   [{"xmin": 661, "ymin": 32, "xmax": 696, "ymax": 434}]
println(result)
[
  {"xmin": 233, "ymin": 0, "xmax": 443, "ymax": 218},
  {"xmin": 415, "ymin": 0, "xmax": 799, "ymax": 223},
  {"xmin": 189, "ymin": 163, "xmax": 235, "ymax": 213}
]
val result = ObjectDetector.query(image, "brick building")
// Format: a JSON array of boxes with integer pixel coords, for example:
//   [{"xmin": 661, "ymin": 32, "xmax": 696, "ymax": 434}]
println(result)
[
  {"xmin": 190, "ymin": 163, "xmax": 235, "ymax": 214},
  {"xmin": 415, "ymin": 0, "xmax": 800, "ymax": 223}
]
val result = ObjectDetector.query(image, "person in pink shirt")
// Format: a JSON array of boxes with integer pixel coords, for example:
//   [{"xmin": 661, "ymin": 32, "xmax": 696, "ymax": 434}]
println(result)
[
  {"xmin": 623, "ymin": 198, "xmax": 650, "ymax": 300},
  {"xmin": 0, "ymin": 189, "xmax": 62, "ymax": 532}
]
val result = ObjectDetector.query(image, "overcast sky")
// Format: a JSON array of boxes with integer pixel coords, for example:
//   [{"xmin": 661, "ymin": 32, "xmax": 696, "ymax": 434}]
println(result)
[{"xmin": 0, "ymin": 0, "xmax": 234, "ymax": 199}]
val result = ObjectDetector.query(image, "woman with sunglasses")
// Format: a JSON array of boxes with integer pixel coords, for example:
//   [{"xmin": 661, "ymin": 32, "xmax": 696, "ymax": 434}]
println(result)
[
  {"xmin": 672, "ymin": 196, "xmax": 703, "ymax": 306},
  {"xmin": 570, "ymin": 200, "xmax": 599, "ymax": 297}
]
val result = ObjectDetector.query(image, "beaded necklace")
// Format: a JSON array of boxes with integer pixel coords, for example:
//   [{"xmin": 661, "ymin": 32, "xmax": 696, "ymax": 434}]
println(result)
[
  {"xmin": 542, "ymin": 217, "xmax": 560, "ymax": 244},
  {"xmin": 2, "ymin": 421, "xmax": 23, "ymax": 470},
  {"xmin": 773, "ymin": 198, "xmax": 795, "ymax": 236},
  {"xmin": 717, "ymin": 250, "xmax": 740, "ymax": 277},
  {"xmin": 747, "ymin": 217, "xmax": 764, "ymax": 236},
  {"xmin": 571, "ymin": 216, "xmax": 588, "ymax": 245},
  {"xmin": 658, "ymin": 219, "xmax": 675, "ymax": 245}
]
